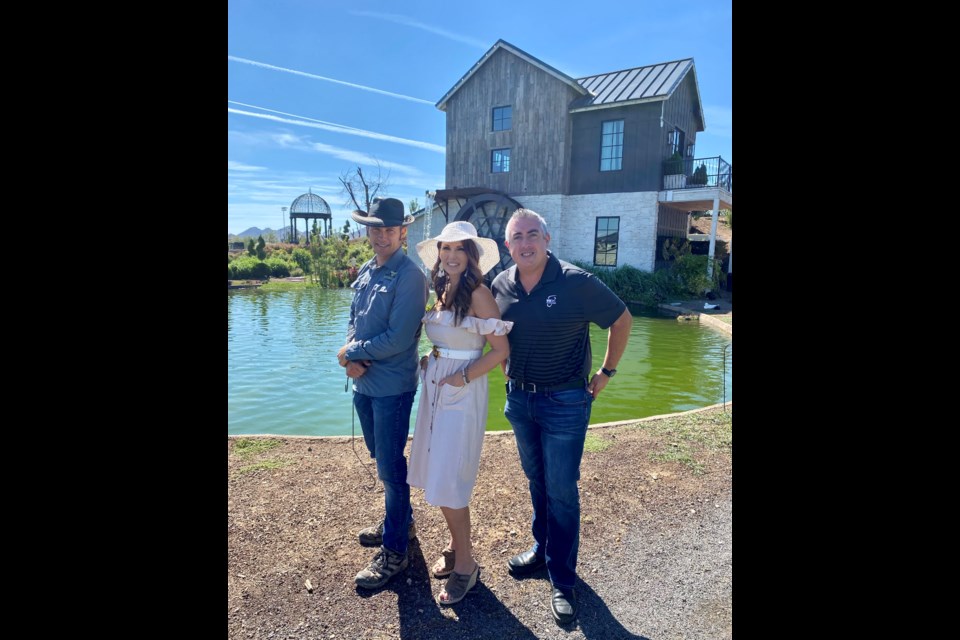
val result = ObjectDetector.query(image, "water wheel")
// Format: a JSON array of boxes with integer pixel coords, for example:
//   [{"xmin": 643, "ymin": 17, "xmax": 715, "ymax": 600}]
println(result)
[{"xmin": 453, "ymin": 193, "xmax": 522, "ymax": 281}]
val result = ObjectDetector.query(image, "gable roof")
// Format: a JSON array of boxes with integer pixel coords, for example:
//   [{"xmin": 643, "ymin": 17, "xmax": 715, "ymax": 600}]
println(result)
[
  {"xmin": 435, "ymin": 41, "xmax": 705, "ymax": 131},
  {"xmin": 435, "ymin": 39, "xmax": 588, "ymax": 112},
  {"xmin": 570, "ymin": 58, "xmax": 705, "ymax": 130}
]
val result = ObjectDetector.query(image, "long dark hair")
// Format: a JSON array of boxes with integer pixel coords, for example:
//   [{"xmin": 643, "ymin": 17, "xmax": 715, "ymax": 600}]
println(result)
[{"xmin": 429, "ymin": 239, "xmax": 483, "ymax": 326}]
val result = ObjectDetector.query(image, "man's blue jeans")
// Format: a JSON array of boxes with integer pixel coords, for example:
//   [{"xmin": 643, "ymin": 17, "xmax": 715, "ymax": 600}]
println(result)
[
  {"xmin": 504, "ymin": 386, "xmax": 593, "ymax": 590},
  {"xmin": 354, "ymin": 390, "xmax": 415, "ymax": 555}
]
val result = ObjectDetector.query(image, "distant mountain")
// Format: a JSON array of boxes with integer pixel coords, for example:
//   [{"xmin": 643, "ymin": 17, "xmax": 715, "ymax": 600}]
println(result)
[
  {"xmin": 228, "ymin": 226, "xmax": 293, "ymax": 240},
  {"xmin": 228, "ymin": 225, "xmax": 358, "ymax": 242},
  {"xmin": 234, "ymin": 227, "xmax": 270, "ymax": 238}
]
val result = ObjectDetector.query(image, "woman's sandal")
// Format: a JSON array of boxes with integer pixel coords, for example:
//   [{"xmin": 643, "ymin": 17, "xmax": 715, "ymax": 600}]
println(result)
[
  {"xmin": 432, "ymin": 547, "xmax": 456, "ymax": 579},
  {"xmin": 436, "ymin": 562, "xmax": 480, "ymax": 606}
]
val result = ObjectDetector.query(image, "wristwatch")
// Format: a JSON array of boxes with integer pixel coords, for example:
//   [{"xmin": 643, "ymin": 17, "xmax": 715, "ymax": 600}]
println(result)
[{"xmin": 600, "ymin": 367, "xmax": 617, "ymax": 378}]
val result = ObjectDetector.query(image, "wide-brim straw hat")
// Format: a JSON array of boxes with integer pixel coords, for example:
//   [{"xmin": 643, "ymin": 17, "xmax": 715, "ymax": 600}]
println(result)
[
  {"xmin": 351, "ymin": 197, "xmax": 415, "ymax": 227},
  {"xmin": 415, "ymin": 221, "xmax": 501, "ymax": 275}
]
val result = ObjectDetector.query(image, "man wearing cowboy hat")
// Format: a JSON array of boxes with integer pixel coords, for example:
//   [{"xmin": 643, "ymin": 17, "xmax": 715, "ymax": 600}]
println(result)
[{"xmin": 336, "ymin": 197, "xmax": 429, "ymax": 589}]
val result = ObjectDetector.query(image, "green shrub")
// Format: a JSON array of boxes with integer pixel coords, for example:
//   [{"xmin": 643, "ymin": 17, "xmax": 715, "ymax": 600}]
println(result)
[
  {"xmin": 228, "ymin": 256, "xmax": 271, "ymax": 280},
  {"xmin": 661, "ymin": 237, "xmax": 691, "ymax": 261},
  {"xmin": 571, "ymin": 261, "xmax": 680, "ymax": 308},
  {"xmin": 251, "ymin": 261, "xmax": 270, "ymax": 280},
  {"xmin": 264, "ymin": 257, "xmax": 291, "ymax": 278},
  {"xmin": 670, "ymin": 255, "xmax": 722, "ymax": 296},
  {"xmin": 229, "ymin": 256, "xmax": 257, "ymax": 279},
  {"xmin": 665, "ymin": 151, "xmax": 684, "ymax": 175},
  {"xmin": 291, "ymin": 248, "xmax": 312, "ymax": 274},
  {"xmin": 689, "ymin": 163, "xmax": 708, "ymax": 186}
]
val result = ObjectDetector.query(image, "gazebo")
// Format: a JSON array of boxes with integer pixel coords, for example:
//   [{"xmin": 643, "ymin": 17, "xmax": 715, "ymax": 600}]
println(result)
[{"xmin": 289, "ymin": 189, "xmax": 332, "ymax": 244}]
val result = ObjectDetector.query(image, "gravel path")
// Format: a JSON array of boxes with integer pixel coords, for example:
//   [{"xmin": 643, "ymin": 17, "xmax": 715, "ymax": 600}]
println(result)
[{"xmin": 228, "ymin": 406, "xmax": 732, "ymax": 639}]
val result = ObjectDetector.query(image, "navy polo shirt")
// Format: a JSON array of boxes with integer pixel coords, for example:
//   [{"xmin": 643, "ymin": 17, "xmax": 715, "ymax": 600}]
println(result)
[{"xmin": 491, "ymin": 252, "xmax": 626, "ymax": 386}]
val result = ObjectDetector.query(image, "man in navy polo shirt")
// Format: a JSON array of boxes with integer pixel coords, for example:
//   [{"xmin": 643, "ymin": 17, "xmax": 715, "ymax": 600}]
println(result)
[
  {"xmin": 491, "ymin": 208, "xmax": 633, "ymax": 625},
  {"xmin": 337, "ymin": 197, "xmax": 429, "ymax": 590}
]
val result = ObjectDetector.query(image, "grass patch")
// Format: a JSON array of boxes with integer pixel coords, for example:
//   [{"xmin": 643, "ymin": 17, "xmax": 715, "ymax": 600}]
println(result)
[
  {"xmin": 583, "ymin": 433, "xmax": 613, "ymax": 453},
  {"xmin": 236, "ymin": 459, "xmax": 293, "ymax": 475},
  {"xmin": 631, "ymin": 408, "xmax": 731, "ymax": 475},
  {"xmin": 650, "ymin": 443, "xmax": 704, "ymax": 474},
  {"xmin": 232, "ymin": 438, "xmax": 283, "ymax": 457}
]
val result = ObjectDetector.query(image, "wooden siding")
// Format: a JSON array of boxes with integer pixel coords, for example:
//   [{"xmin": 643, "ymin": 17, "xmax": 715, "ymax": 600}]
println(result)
[
  {"xmin": 662, "ymin": 73, "xmax": 701, "ymax": 153},
  {"xmin": 444, "ymin": 48, "xmax": 579, "ymax": 195},
  {"xmin": 568, "ymin": 102, "xmax": 663, "ymax": 194},
  {"xmin": 656, "ymin": 203, "xmax": 688, "ymax": 238}
]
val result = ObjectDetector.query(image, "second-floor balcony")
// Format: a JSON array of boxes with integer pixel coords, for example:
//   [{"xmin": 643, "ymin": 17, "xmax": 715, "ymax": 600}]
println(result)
[{"xmin": 662, "ymin": 156, "xmax": 732, "ymax": 193}]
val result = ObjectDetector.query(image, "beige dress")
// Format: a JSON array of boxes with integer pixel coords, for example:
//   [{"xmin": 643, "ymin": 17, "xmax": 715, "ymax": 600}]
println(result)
[{"xmin": 407, "ymin": 309, "xmax": 513, "ymax": 509}]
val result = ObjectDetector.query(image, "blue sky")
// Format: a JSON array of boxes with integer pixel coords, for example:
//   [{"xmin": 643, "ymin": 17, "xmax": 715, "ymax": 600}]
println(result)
[{"xmin": 228, "ymin": 0, "xmax": 732, "ymax": 236}]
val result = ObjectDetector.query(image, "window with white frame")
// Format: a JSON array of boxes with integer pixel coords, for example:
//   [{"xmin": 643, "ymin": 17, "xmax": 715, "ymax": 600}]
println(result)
[{"xmin": 600, "ymin": 120, "xmax": 624, "ymax": 171}]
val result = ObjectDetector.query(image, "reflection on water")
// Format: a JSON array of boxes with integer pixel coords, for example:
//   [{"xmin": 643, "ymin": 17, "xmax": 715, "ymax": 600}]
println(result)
[{"xmin": 228, "ymin": 288, "xmax": 731, "ymax": 437}]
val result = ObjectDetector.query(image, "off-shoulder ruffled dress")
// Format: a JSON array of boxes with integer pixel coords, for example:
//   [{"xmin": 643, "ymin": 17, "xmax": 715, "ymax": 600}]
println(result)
[{"xmin": 407, "ymin": 309, "xmax": 513, "ymax": 509}]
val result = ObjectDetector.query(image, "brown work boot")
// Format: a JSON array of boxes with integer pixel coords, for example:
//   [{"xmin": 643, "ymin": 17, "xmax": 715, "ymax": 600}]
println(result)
[
  {"xmin": 358, "ymin": 518, "xmax": 417, "ymax": 547},
  {"xmin": 355, "ymin": 546, "xmax": 409, "ymax": 589}
]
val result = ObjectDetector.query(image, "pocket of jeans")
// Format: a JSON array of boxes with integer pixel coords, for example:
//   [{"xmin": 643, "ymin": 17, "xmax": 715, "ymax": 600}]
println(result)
[{"xmin": 546, "ymin": 388, "xmax": 590, "ymax": 407}]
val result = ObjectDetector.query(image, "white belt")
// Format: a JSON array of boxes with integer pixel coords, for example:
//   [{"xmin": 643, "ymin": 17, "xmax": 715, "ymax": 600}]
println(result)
[{"xmin": 430, "ymin": 345, "xmax": 482, "ymax": 360}]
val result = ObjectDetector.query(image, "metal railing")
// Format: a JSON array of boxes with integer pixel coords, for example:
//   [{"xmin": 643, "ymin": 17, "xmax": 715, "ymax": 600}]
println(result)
[{"xmin": 662, "ymin": 156, "xmax": 732, "ymax": 193}]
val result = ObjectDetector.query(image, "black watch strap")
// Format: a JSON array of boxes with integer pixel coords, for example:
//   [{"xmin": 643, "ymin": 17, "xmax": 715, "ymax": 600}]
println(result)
[{"xmin": 600, "ymin": 367, "xmax": 617, "ymax": 378}]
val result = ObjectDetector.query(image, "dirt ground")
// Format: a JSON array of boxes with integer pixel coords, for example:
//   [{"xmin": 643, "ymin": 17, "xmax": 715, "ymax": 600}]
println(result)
[
  {"xmin": 689, "ymin": 213, "xmax": 731, "ymax": 244},
  {"xmin": 228, "ymin": 405, "xmax": 732, "ymax": 639}
]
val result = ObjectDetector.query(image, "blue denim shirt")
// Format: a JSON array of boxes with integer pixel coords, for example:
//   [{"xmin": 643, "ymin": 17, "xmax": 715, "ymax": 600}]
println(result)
[{"xmin": 345, "ymin": 248, "xmax": 428, "ymax": 397}]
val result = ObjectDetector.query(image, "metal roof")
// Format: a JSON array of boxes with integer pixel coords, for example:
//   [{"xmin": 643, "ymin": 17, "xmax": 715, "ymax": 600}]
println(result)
[
  {"xmin": 435, "ymin": 42, "xmax": 705, "ymax": 130},
  {"xmin": 571, "ymin": 59, "xmax": 700, "ymax": 113},
  {"xmin": 571, "ymin": 58, "xmax": 705, "ymax": 130}
]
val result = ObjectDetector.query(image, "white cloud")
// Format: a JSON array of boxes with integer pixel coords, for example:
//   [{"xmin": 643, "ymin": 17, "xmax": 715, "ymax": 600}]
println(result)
[
  {"xmin": 228, "ymin": 56, "xmax": 434, "ymax": 104},
  {"xmin": 309, "ymin": 142, "xmax": 423, "ymax": 176},
  {"xmin": 271, "ymin": 133, "xmax": 302, "ymax": 148},
  {"xmin": 228, "ymin": 160, "xmax": 267, "ymax": 172}
]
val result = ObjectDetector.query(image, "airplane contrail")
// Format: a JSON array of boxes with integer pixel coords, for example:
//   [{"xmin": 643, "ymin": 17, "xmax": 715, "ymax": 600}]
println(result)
[{"xmin": 228, "ymin": 56, "xmax": 434, "ymax": 105}]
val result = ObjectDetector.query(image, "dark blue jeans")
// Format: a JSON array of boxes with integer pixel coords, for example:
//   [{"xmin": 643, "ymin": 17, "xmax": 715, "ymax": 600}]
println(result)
[
  {"xmin": 504, "ymin": 386, "xmax": 593, "ymax": 590},
  {"xmin": 354, "ymin": 390, "xmax": 415, "ymax": 555}
]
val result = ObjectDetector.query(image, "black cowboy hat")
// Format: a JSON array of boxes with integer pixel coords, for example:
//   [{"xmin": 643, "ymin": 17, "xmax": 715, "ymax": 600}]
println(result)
[{"xmin": 351, "ymin": 197, "xmax": 415, "ymax": 227}]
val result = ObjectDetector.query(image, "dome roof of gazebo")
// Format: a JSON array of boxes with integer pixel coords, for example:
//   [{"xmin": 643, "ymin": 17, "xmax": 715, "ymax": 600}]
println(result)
[{"xmin": 290, "ymin": 189, "xmax": 331, "ymax": 215}]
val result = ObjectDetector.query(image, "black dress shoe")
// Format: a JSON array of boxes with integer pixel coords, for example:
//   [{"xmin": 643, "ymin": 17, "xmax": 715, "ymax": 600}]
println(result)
[
  {"xmin": 551, "ymin": 587, "xmax": 578, "ymax": 625},
  {"xmin": 507, "ymin": 550, "xmax": 545, "ymax": 576}
]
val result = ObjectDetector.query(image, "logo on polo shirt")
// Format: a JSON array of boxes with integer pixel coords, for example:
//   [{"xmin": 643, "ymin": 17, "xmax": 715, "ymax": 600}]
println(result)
[{"xmin": 546, "ymin": 295, "xmax": 557, "ymax": 307}]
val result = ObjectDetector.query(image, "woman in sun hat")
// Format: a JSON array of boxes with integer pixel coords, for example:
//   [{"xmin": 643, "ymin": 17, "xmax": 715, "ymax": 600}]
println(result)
[{"xmin": 407, "ymin": 221, "xmax": 513, "ymax": 605}]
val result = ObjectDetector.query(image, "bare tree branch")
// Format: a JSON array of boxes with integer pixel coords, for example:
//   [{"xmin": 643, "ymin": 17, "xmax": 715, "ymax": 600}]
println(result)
[{"xmin": 339, "ymin": 162, "xmax": 391, "ymax": 213}]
